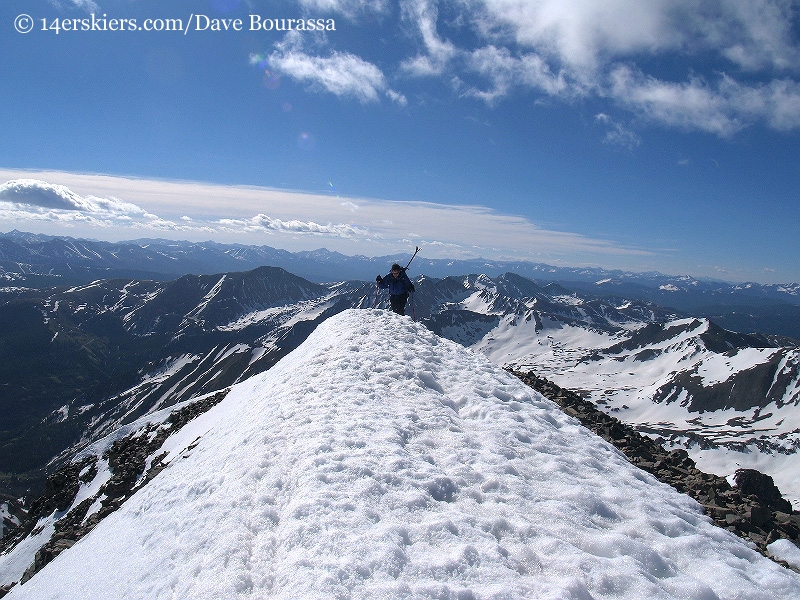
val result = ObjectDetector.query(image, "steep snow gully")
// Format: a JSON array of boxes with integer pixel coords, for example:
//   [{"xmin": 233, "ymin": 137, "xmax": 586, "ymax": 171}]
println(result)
[{"xmin": 5, "ymin": 310, "xmax": 800, "ymax": 599}]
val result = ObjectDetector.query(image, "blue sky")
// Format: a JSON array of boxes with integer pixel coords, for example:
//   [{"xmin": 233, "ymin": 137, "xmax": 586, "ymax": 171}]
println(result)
[{"xmin": 1, "ymin": 0, "xmax": 799, "ymax": 283}]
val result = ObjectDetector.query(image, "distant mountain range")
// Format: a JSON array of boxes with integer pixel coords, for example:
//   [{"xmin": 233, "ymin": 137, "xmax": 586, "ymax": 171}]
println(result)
[
  {"xmin": 1, "ymin": 230, "xmax": 799, "ymax": 338},
  {"xmin": 1, "ymin": 252, "xmax": 798, "ymax": 511}
]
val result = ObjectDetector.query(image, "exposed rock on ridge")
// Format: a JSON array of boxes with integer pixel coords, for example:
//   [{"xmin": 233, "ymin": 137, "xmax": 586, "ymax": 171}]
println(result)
[
  {"xmin": 0, "ymin": 389, "xmax": 228, "ymax": 596},
  {"xmin": 510, "ymin": 369, "xmax": 800, "ymax": 569}
]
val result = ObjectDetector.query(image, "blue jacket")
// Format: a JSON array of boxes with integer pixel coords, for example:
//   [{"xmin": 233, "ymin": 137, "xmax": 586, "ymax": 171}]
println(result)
[{"xmin": 379, "ymin": 269, "xmax": 414, "ymax": 296}]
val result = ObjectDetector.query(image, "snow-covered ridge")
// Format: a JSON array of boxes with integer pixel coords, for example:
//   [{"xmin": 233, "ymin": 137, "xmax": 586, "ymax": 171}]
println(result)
[
  {"xmin": 4, "ymin": 310, "xmax": 800, "ymax": 599},
  {"xmin": 5, "ymin": 268, "xmax": 799, "ymax": 519}
]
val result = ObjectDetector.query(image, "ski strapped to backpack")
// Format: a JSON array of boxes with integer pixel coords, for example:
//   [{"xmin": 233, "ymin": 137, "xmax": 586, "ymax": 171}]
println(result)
[{"xmin": 405, "ymin": 246, "xmax": 421, "ymax": 271}]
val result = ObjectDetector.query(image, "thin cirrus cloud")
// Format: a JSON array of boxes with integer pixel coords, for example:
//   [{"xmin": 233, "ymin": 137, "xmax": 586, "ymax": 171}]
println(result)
[
  {"xmin": 0, "ymin": 172, "xmax": 649, "ymax": 265},
  {"xmin": 259, "ymin": 0, "xmax": 800, "ymax": 135}
]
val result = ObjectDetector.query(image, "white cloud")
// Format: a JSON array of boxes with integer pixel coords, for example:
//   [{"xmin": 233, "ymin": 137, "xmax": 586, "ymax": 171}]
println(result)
[
  {"xmin": 61, "ymin": 0, "xmax": 100, "ymax": 13},
  {"xmin": 470, "ymin": 0, "xmax": 800, "ymax": 75},
  {"xmin": 0, "ymin": 179, "xmax": 88, "ymax": 211},
  {"xmin": 400, "ymin": 0, "xmax": 459, "ymax": 76},
  {"xmin": 267, "ymin": 33, "xmax": 406, "ymax": 104},
  {"xmin": 594, "ymin": 114, "xmax": 640, "ymax": 148},
  {"xmin": 608, "ymin": 67, "xmax": 800, "ymax": 135},
  {"xmin": 0, "ymin": 179, "xmax": 153, "ymax": 218},
  {"xmin": 0, "ymin": 170, "xmax": 650, "ymax": 267},
  {"xmin": 385, "ymin": 89, "xmax": 409, "ymax": 105},
  {"xmin": 460, "ymin": 45, "xmax": 570, "ymax": 103},
  {"xmin": 0, "ymin": 178, "xmax": 195, "ymax": 232},
  {"xmin": 609, "ymin": 67, "xmax": 744, "ymax": 136},
  {"xmin": 750, "ymin": 79, "xmax": 800, "ymax": 131},
  {"xmin": 251, "ymin": 0, "xmax": 800, "ymax": 134},
  {"xmin": 472, "ymin": 0, "xmax": 675, "ymax": 73},
  {"xmin": 218, "ymin": 215, "xmax": 371, "ymax": 238},
  {"xmin": 697, "ymin": 0, "xmax": 800, "ymax": 72},
  {"xmin": 296, "ymin": 0, "xmax": 389, "ymax": 19},
  {"xmin": 270, "ymin": 50, "xmax": 384, "ymax": 102},
  {"xmin": 391, "ymin": 0, "xmax": 800, "ymax": 133}
]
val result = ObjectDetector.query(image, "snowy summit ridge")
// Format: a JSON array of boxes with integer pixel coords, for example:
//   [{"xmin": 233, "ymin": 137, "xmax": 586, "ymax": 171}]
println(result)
[{"xmin": 7, "ymin": 310, "xmax": 800, "ymax": 599}]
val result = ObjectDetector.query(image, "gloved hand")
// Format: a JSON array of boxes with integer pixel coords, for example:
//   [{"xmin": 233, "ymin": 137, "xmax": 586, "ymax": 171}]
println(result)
[
  {"xmin": 408, "ymin": 283, "xmax": 415, "ymax": 292},
  {"xmin": 376, "ymin": 275, "xmax": 382, "ymax": 284}
]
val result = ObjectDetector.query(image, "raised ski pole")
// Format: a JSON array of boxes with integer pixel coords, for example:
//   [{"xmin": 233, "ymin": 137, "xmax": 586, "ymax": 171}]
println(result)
[
  {"xmin": 405, "ymin": 246, "xmax": 420, "ymax": 320},
  {"xmin": 405, "ymin": 246, "xmax": 421, "ymax": 271}
]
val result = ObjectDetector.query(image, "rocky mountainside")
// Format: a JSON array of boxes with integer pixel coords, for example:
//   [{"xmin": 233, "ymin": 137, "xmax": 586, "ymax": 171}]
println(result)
[
  {"xmin": 432, "ymin": 273, "xmax": 800, "ymax": 505},
  {"xmin": 0, "ymin": 266, "xmax": 372, "ymax": 497},
  {"xmin": 2, "ymin": 230, "xmax": 799, "ymax": 337},
  {"xmin": 1, "ymin": 267, "xmax": 798, "ymax": 511}
]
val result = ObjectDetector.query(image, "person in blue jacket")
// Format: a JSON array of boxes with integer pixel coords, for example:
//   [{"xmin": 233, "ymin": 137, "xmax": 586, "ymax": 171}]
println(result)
[{"xmin": 376, "ymin": 263, "xmax": 415, "ymax": 315}]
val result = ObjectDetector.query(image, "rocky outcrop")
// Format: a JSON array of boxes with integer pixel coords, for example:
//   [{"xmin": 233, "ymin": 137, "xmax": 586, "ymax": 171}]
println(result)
[
  {"xmin": 510, "ymin": 369, "xmax": 800, "ymax": 570},
  {"xmin": 0, "ymin": 389, "xmax": 228, "ymax": 596},
  {"xmin": 0, "ymin": 496, "xmax": 26, "ymax": 539}
]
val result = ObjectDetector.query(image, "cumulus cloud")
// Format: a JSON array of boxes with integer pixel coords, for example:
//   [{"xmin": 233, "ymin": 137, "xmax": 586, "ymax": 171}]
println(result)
[
  {"xmin": 253, "ymin": 0, "xmax": 800, "ymax": 134},
  {"xmin": 0, "ymin": 179, "xmax": 193, "ymax": 231},
  {"xmin": 0, "ymin": 179, "xmax": 88, "ymax": 211},
  {"xmin": 218, "ymin": 215, "xmax": 371, "ymax": 238},
  {"xmin": 391, "ymin": 0, "xmax": 800, "ymax": 134},
  {"xmin": 0, "ymin": 179, "xmax": 152, "ymax": 217}
]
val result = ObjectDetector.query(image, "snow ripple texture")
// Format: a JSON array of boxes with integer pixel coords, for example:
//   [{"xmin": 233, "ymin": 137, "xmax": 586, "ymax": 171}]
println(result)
[{"xmin": 9, "ymin": 310, "xmax": 800, "ymax": 599}]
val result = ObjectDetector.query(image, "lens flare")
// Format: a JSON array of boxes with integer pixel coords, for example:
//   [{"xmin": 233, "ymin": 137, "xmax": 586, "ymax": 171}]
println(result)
[
  {"xmin": 263, "ymin": 69, "xmax": 281, "ymax": 90},
  {"xmin": 250, "ymin": 53, "xmax": 281, "ymax": 90},
  {"xmin": 298, "ymin": 132, "xmax": 316, "ymax": 150},
  {"xmin": 248, "ymin": 53, "xmax": 269, "ymax": 70}
]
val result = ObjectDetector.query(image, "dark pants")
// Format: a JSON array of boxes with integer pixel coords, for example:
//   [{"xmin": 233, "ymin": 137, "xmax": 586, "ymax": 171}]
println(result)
[{"xmin": 390, "ymin": 293, "xmax": 409, "ymax": 316}]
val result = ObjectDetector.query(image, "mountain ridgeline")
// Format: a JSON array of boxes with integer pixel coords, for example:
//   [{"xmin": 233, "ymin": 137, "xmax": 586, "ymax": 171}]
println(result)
[
  {"xmin": 1, "ymin": 257, "xmax": 799, "ymax": 509},
  {"xmin": 2, "ymin": 230, "xmax": 799, "ymax": 337}
]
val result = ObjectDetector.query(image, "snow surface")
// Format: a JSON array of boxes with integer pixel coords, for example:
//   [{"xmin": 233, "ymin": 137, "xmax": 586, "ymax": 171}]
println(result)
[
  {"xmin": 479, "ymin": 316, "xmax": 800, "ymax": 507},
  {"xmin": 6, "ymin": 310, "xmax": 800, "ymax": 599}
]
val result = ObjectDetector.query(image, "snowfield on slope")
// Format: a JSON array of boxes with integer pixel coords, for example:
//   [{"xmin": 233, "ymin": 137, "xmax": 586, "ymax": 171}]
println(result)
[
  {"xmin": 7, "ymin": 310, "xmax": 800, "ymax": 599},
  {"xmin": 477, "ymin": 316, "xmax": 800, "ymax": 508}
]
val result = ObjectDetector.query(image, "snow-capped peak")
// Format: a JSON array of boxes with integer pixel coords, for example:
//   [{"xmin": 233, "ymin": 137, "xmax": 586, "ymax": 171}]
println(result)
[{"xmin": 6, "ymin": 310, "xmax": 799, "ymax": 599}]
